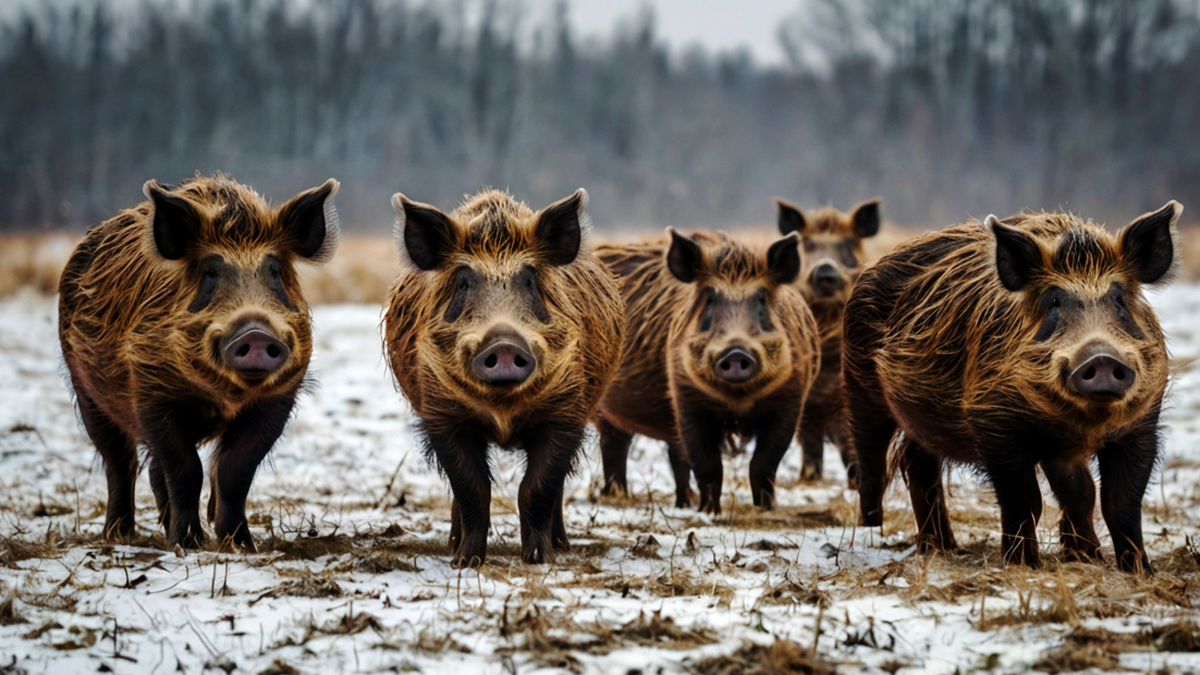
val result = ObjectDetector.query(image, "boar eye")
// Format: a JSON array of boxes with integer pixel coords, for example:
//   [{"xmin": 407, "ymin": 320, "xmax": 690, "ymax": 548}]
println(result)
[
  {"xmin": 1033, "ymin": 287, "xmax": 1064, "ymax": 342},
  {"xmin": 755, "ymin": 289, "xmax": 775, "ymax": 331},
  {"xmin": 841, "ymin": 240, "xmax": 860, "ymax": 268},
  {"xmin": 1109, "ymin": 283, "xmax": 1146, "ymax": 340},
  {"xmin": 263, "ymin": 257, "xmax": 295, "ymax": 310},
  {"xmin": 189, "ymin": 258, "xmax": 223, "ymax": 312},
  {"xmin": 444, "ymin": 267, "xmax": 475, "ymax": 322},
  {"xmin": 519, "ymin": 266, "xmax": 552, "ymax": 323},
  {"xmin": 698, "ymin": 289, "xmax": 715, "ymax": 332}
]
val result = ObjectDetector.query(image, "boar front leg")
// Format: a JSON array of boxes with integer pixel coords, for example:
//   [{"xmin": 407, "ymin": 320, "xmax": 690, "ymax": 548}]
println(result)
[
  {"xmin": 208, "ymin": 394, "xmax": 296, "ymax": 551},
  {"xmin": 1041, "ymin": 457, "xmax": 1102, "ymax": 562},
  {"xmin": 984, "ymin": 455, "xmax": 1042, "ymax": 568},
  {"xmin": 677, "ymin": 409, "xmax": 725, "ymax": 515},
  {"xmin": 596, "ymin": 416, "xmax": 633, "ymax": 497},
  {"xmin": 427, "ymin": 428, "xmax": 491, "ymax": 568},
  {"xmin": 749, "ymin": 395, "xmax": 802, "ymax": 510},
  {"xmin": 898, "ymin": 436, "xmax": 956, "ymax": 553},
  {"xmin": 1097, "ymin": 410, "xmax": 1160, "ymax": 574},
  {"xmin": 519, "ymin": 424, "xmax": 584, "ymax": 564},
  {"xmin": 141, "ymin": 403, "xmax": 208, "ymax": 549},
  {"xmin": 77, "ymin": 389, "xmax": 139, "ymax": 540}
]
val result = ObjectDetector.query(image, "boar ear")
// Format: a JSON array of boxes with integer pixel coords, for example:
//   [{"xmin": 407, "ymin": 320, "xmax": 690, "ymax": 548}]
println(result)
[
  {"xmin": 278, "ymin": 178, "xmax": 340, "ymax": 263},
  {"xmin": 987, "ymin": 215, "xmax": 1042, "ymax": 292},
  {"xmin": 775, "ymin": 198, "xmax": 806, "ymax": 236},
  {"xmin": 1119, "ymin": 200, "xmax": 1182, "ymax": 285},
  {"xmin": 144, "ymin": 180, "xmax": 201, "ymax": 261},
  {"xmin": 535, "ymin": 188, "xmax": 588, "ymax": 266},
  {"xmin": 767, "ymin": 233, "xmax": 802, "ymax": 285},
  {"xmin": 850, "ymin": 198, "xmax": 882, "ymax": 239},
  {"xmin": 393, "ymin": 193, "xmax": 455, "ymax": 271},
  {"xmin": 665, "ymin": 227, "xmax": 703, "ymax": 283}
]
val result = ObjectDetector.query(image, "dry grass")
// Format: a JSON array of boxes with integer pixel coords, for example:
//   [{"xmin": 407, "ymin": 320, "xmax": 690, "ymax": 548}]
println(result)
[
  {"xmin": 0, "ymin": 233, "xmax": 77, "ymax": 298},
  {"xmin": 686, "ymin": 638, "xmax": 836, "ymax": 675}
]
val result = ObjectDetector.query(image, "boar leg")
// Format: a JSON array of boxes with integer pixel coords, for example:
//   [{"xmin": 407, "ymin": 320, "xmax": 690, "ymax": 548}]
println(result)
[
  {"xmin": 597, "ymin": 416, "xmax": 632, "ymax": 497},
  {"xmin": 142, "ymin": 405, "xmax": 207, "ymax": 548},
  {"xmin": 78, "ymin": 391, "xmax": 138, "ymax": 540},
  {"xmin": 845, "ymin": 380, "xmax": 896, "ymax": 527},
  {"xmin": 147, "ymin": 458, "xmax": 171, "ymax": 531},
  {"xmin": 829, "ymin": 414, "xmax": 859, "ymax": 490},
  {"xmin": 985, "ymin": 457, "xmax": 1042, "ymax": 568},
  {"xmin": 799, "ymin": 422, "xmax": 825, "ymax": 482},
  {"xmin": 749, "ymin": 400, "xmax": 803, "ymax": 510},
  {"xmin": 208, "ymin": 394, "xmax": 296, "ymax": 552},
  {"xmin": 519, "ymin": 424, "xmax": 583, "ymax": 564},
  {"xmin": 1041, "ymin": 458, "xmax": 1102, "ymax": 562},
  {"xmin": 676, "ymin": 411, "xmax": 726, "ymax": 515},
  {"xmin": 550, "ymin": 484, "xmax": 570, "ymax": 552},
  {"xmin": 427, "ymin": 429, "xmax": 491, "ymax": 568},
  {"xmin": 1097, "ymin": 413, "xmax": 1159, "ymax": 574},
  {"xmin": 665, "ymin": 442, "xmax": 694, "ymax": 508},
  {"xmin": 898, "ymin": 437, "xmax": 956, "ymax": 553}
]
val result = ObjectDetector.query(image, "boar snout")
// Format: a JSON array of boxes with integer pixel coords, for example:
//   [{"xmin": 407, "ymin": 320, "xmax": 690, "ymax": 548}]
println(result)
[
  {"xmin": 473, "ymin": 326, "xmax": 537, "ymax": 385},
  {"xmin": 223, "ymin": 320, "xmax": 290, "ymax": 377},
  {"xmin": 715, "ymin": 346, "xmax": 758, "ymax": 383},
  {"xmin": 810, "ymin": 263, "xmax": 843, "ymax": 297},
  {"xmin": 1068, "ymin": 342, "xmax": 1135, "ymax": 399}
]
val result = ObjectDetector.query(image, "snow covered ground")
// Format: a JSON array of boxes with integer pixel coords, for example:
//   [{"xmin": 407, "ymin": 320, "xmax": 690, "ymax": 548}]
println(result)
[{"xmin": 2, "ymin": 286, "xmax": 1200, "ymax": 674}]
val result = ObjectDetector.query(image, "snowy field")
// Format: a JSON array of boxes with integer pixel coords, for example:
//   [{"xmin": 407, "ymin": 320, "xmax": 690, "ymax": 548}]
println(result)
[{"xmin": 2, "ymin": 287, "xmax": 1200, "ymax": 674}]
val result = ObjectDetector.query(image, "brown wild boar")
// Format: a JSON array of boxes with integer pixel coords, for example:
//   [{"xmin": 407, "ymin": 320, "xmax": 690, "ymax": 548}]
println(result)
[
  {"xmin": 384, "ymin": 189, "xmax": 623, "ymax": 567},
  {"xmin": 775, "ymin": 197, "xmax": 881, "ymax": 486},
  {"xmin": 845, "ymin": 203, "xmax": 1182, "ymax": 572},
  {"xmin": 595, "ymin": 230, "xmax": 820, "ymax": 513},
  {"xmin": 58, "ymin": 173, "xmax": 340, "ymax": 549}
]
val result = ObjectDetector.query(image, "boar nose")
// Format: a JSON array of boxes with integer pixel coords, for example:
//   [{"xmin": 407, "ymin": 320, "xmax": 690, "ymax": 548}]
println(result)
[
  {"xmin": 473, "ymin": 327, "xmax": 537, "ymax": 385},
  {"xmin": 224, "ymin": 325, "xmax": 290, "ymax": 375},
  {"xmin": 810, "ymin": 264, "xmax": 843, "ymax": 296},
  {"xmin": 715, "ymin": 347, "xmax": 758, "ymax": 383},
  {"xmin": 1069, "ymin": 353, "xmax": 1135, "ymax": 399}
]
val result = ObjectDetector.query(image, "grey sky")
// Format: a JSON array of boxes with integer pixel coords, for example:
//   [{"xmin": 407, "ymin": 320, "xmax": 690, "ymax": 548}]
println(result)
[{"xmin": 3, "ymin": 0, "xmax": 804, "ymax": 67}]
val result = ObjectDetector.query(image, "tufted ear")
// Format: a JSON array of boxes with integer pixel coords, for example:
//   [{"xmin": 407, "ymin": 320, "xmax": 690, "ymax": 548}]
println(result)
[
  {"xmin": 767, "ymin": 233, "xmax": 802, "ymax": 285},
  {"xmin": 850, "ymin": 198, "xmax": 882, "ymax": 239},
  {"xmin": 986, "ymin": 215, "xmax": 1043, "ymax": 292},
  {"xmin": 665, "ymin": 227, "xmax": 704, "ymax": 283},
  {"xmin": 144, "ymin": 180, "xmax": 202, "ymax": 261},
  {"xmin": 278, "ymin": 178, "xmax": 340, "ymax": 263},
  {"xmin": 392, "ymin": 193, "xmax": 456, "ymax": 271},
  {"xmin": 775, "ymin": 198, "xmax": 806, "ymax": 236},
  {"xmin": 1118, "ymin": 200, "xmax": 1182, "ymax": 286},
  {"xmin": 535, "ymin": 188, "xmax": 588, "ymax": 266}
]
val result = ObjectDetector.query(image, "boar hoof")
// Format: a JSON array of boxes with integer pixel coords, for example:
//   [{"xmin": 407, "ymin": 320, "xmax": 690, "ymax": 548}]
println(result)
[
  {"xmin": 1116, "ymin": 550, "xmax": 1153, "ymax": 575},
  {"xmin": 451, "ymin": 550, "xmax": 486, "ymax": 569},
  {"xmin": 860, "ymin": 507, "xmax": 883, "ymax": 528},
  {"xmin": 1002, "ymin": 540, "xmax": 1041, "ymax": 569},
  {"xmin": 674, "ymin": 489, "xmax": 694, "ymax": 509},
  {"xmin": 103, "ymin": 517, "xmax": 136, "ymax": 542}
]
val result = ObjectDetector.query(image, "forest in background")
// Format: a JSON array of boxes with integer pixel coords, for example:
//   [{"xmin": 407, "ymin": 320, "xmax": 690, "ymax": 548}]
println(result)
[{"xmin": 1, "ymin": 0, "xmax": 1198, "ymax": 233}]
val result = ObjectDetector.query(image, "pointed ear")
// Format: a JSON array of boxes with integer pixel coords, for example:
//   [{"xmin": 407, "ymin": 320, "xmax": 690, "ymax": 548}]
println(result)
[
  {"xmin": 535, "ymin": 188, "xmax": 588, "ymax": 266},
  {"xmin": 767, "ymin": 232, "xmax": 802, "ymax": 284},
  {"xmin": 987, "ymin": 215, "xmax": 1043, "ymax": 292},
  {"xmin": 1119, "ymin": 200, "xmax": 1182, "ymax": 285},
  {"xmin": 392, "ymin": 193, "xmax": 455, "ymax": 271},
  {"xmin": 278, "ymin": 178, "xmax": 340, "ymax": 263},
  {"xmin": 775, "ymin": 198, "xmax": 806, "ymax": 236},
  {"xmin": 144, "ymin": 180, "xmax": 201, "ymax": 261},
  {"xmin": 665, "ymin": 227, "xmax": 703, "ymax": 283},
  {"xmin": 850, "ymin": 198, "xmax": 882, "ymax": 239}
]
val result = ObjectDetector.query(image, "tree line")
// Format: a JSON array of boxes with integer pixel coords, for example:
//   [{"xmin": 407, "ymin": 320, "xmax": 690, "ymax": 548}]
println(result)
[{"xmin": 1, "ymin": 0, "xmax": 1197, "ymax": 232}]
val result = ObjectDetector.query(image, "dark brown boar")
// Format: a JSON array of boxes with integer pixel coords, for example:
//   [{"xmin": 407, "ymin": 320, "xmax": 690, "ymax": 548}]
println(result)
[
  {"xmin": 775, "ymin": 197, "xmax": 881, "ymax": 486},
  {"xmin": 384, "ymin": 189, "xmax": 624, "ymax": 568},
  {"xmin": 845, "ymin": 202, "xmax": 1182, "ymax": 572},
  {"xmin": 58, "ymin": 173, "xmax": 340, "ymax": 550},
  {"xmin": 595, "ymin": 230, "xmax": 820, "ymax": 514}
]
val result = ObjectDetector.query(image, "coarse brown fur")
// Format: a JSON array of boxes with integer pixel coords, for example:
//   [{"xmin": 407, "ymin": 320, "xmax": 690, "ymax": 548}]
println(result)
[
  {"xmin": 845, "ymin": 203, "xmax": 1182, "ymax": 572},
  {"xmin": 775, "ymin": 198, "xmax": 881, "ymax": 487},
  {"xmin": 595, "ymin": 230, "xmax": 820, "ymax": 513},
  {"xmin": 58, "ymin": 172, "xmax": 340, "ymax": 550},
  {"xmin": 384, "ymin": 188, "xmax": 624, "ymax": 567}
]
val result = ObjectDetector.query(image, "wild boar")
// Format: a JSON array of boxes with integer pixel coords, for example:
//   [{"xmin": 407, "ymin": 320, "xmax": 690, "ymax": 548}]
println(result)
[
  {"xmin": 595, "ymin": 230, "xmax": 820, "ymax": 514},
  {"xmin": 58, "ymin": 173, "xmax": 340, "ymax": 550},
  {"xmin": 384, "ymin": 189, "xmax": 623, "ymax": 567},
  {"xmin": 845, "ymin": 203, "xmax": 1182, "ymax": 572},
  {"xmin": 775, "ymin": 197, "xmax": 881, "ymax": 486}
]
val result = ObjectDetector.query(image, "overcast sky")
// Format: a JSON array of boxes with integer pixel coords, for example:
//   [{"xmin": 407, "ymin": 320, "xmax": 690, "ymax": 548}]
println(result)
[{"xmin": 3, "ymin": 0, "xmax": 804, "ymax": 67}]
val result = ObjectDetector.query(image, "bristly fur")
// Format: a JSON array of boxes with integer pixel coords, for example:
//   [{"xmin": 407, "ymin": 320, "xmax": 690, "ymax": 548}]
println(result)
[
  {"xmin": 595, "ymin": 230, "xmax": 820, "ymax": 513},
  {"xmin": 383, "ymin": 188, "xmax": 624, "ymax": 566},
  {"xmin": 845, "ymin": 205, "xmax": 1180, "ymax": 572},
  {"xmin": 58, "ymin": 172, "xmax": 339, "ymax": 549}
]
